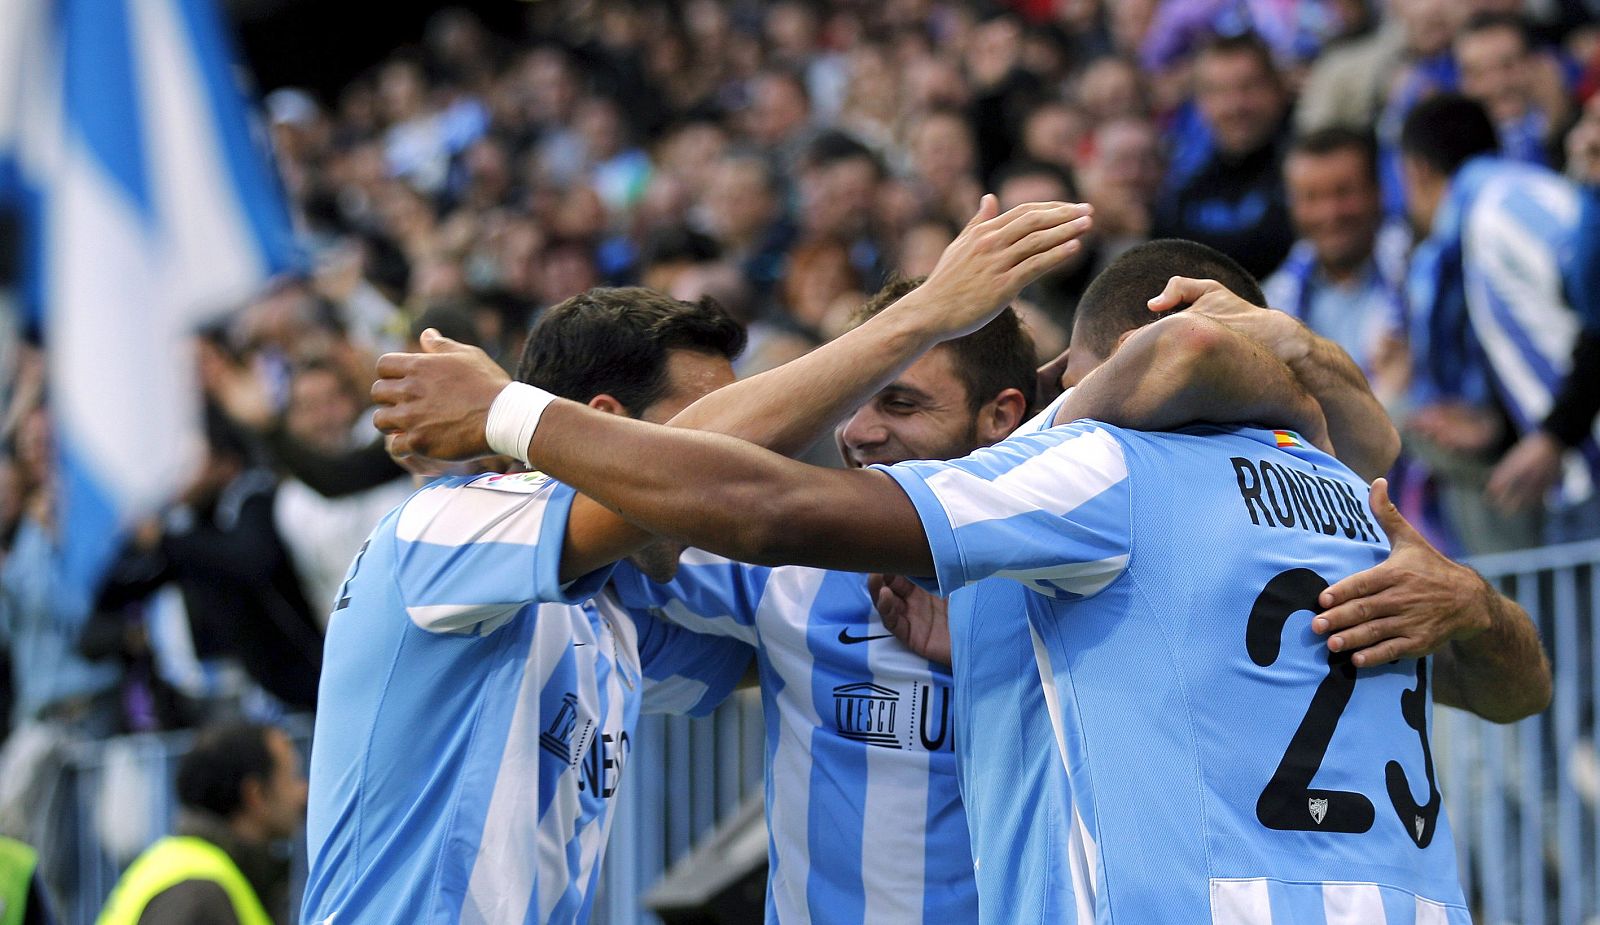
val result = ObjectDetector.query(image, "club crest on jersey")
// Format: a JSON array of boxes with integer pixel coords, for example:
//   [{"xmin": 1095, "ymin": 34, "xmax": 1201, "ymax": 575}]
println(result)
[{"xmin": 1308, "ymin": 798, "xmax": 1329, "ymax": 825}]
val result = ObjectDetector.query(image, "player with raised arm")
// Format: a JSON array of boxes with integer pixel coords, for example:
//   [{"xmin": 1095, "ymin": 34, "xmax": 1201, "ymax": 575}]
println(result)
[
  {"xmin": 303, "ymin": 198, "xmax": 1098, "ymax": 925},
  {"xmin": 373, "ymin": 239, "xmax": 1550, "ymax": 924}
]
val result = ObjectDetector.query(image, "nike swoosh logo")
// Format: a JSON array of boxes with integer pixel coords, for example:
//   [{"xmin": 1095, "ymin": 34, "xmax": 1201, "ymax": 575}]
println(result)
[{"xmin": 838, "ymin": 627, "xmax": 893, "ymax": 645}]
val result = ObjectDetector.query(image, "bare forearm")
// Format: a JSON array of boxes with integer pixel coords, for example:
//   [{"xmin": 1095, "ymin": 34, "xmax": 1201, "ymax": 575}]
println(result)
[
  {"xmin": 670, "ymin": 301, "xmax": 941, "ymax": 455},
  {"xmin": 1286, "ymin": 336, "xmax": 1401, "ymax": 482},
  {"xmin": 1433, "ymin": 579, "xmax": 1552, "ymax": 723},
  {"xmin": 1060, "ymin": 316, "xmax": 1329, "ymax": 447},
  {"xmin": 534, "ymin": 403, "xmax": 934, "ymax": 575}
]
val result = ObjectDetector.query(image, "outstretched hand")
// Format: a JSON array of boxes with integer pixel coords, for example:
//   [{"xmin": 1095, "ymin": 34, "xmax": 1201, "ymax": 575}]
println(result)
[
  {"xmin": 1313, "ymin": 478, "xmax": 1490, "ymax": 666},
  {"xmin": 870, "ymin": 573, "xmax": 952, "ymax": 667},
  {"xmin": 912, "ymin": 195, "xmax": 1092, "ymax": 339},
  {"xmin": 371, "ymin": 329, "xmax": 511, "ymax": 460}
]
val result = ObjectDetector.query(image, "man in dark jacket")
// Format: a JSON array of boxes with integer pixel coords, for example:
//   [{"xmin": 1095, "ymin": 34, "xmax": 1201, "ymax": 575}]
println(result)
[{"xmin": 1154, "ymin": 32, "xmax": 1296, "ymax": 279}]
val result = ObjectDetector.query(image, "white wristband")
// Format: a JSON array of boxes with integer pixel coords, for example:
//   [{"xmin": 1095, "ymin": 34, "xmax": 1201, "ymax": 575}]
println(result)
[{"xmin": 485, "ymin": 382, "xmax": 557, "ymax": 463}]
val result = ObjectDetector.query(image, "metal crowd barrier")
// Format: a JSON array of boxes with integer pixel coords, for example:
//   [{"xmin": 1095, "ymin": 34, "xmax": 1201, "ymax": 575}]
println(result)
[
  {"xmin": 1440, "ymin": 538, "xmax": 1600, "ymax": 925},
  {"xmin": 51, "ymin": 694, "xmax": 763, "ymax": 925}
]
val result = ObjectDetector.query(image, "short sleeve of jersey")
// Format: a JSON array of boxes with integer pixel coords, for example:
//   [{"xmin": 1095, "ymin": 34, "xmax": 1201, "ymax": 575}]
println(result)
[
  {"xmin": 624, "ymin": 607, "xmax": 755, "ymax": 716},
  {"xmin": 391, "ymin": 471, "xmax": 614, "ymax": 635},
  {"xmin": 874, "ymin": 421, "xmax": 1133, "ymax": 600},
  {"xmin": 609, "ymin": 551, "xmax": 770, "ymax": 646}
]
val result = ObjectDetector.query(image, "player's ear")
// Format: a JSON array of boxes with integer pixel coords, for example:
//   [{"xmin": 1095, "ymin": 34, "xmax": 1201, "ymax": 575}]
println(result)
[
  {"xmin": 588, "ymin": 394, "xmax": 630, "ymax": 417},
  {"xmin": 978, "ymin": 388, "xmax": 1029, "ymax": 442}
]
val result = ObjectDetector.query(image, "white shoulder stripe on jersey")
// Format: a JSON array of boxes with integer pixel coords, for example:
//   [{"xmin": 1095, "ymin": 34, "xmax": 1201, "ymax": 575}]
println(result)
[
  {"xmin": 993, "ymin": 554, "xmax": 1129, "ymax": 596},
  {"xmin": 924, "ymin": 427, "xmax": 1126, "ymax": 530},
  {"xmin": 407, "ymin": 602, "xmax": 523, "ymax": 636},
  {"xmin": 396, "ymin": 477, "xmax": 553, "ymax": 547}
]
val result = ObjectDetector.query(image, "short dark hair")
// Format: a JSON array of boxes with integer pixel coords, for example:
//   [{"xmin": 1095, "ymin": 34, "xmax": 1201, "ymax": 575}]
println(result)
[
  {"xmin": 855, "ymin": 278, "xmax": 1038, "ymax": 414},
  {"xmin": 1289, "ymin": 126, "xmax": 1379, "ymax": 183},
  {"xmin": 1197, "ymin": 31, "xmax": 1278, "ymax": 81},
  {"xmin": 990, "ymin": 159, "xmax": 1080, "ymax": 201},
  {"xmin": 176, "ymin": 722, "xmax": 277, "ymax": 820},
  {"xmin": 1400, "ymin": 94, "xmax": 1499, "ymax": 177},
  {"xmin": 1072, "ymin": 239, "xmax": 1264, "ymax": 358},
  {"xmin": 804, "ymin": 130, "xmax": 884, "ymax": 177},
  {"xmin": 1459, "ymin": 12, "xmax": 1532, "ymax": 51},
  {"xmin": 516, "ymin": 287, "xmax": 746, "ymax": 414}
]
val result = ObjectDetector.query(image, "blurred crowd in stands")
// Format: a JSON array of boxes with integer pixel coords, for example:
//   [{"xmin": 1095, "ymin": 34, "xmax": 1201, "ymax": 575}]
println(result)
[{"xmin": 3, "ymin": 0, "xmax": 1600, "ymax": 916}]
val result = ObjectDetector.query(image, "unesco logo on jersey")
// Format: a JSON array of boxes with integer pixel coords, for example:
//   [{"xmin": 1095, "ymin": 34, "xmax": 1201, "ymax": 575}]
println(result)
[{"xmin": 832, "ymin": 681, "xmax": 954, "ymax": 751}]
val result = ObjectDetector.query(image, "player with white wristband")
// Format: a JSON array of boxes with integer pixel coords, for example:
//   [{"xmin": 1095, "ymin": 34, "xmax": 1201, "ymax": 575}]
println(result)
[
  {"xmin": 308, "ymin": 197, "xmax": 1098, "ymax": 925},
  {"xmin": 485, "ymin": 382, "xmax": 557, "ymax": 463}
]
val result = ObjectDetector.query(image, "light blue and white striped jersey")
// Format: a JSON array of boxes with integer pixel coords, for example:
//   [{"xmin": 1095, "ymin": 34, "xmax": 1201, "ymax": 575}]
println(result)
[
  {"xmin": 880, "ymin": 422, "xmax": 1471, "ymax": 924},
  {"xmin": 1410, "ymin": 155, "xmax": 1600, "ymax": 502},
  {"xmin": 303, "ymin": 471, "xmax": 753, "ymax": 925},
  {"xmin": 611, "ymin": 559, "xmax": 976, "ymax": 924},
  {"xmin": 946, "ymin": 395, "xmax": 1079, "ymax": 925}
]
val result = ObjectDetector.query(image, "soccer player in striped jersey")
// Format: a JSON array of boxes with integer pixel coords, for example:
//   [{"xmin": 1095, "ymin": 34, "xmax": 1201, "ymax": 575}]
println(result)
[
  {"xmin": 374, "ymin": 240, "xmax": 1550, "ymax": 924},
  {"xmin": 603, "ymin": 280, "xmax": 1042, "ymax": 923},
  {"xmin": 306, "ymin": 198, "xmax": 1099, "ymax": 924}
]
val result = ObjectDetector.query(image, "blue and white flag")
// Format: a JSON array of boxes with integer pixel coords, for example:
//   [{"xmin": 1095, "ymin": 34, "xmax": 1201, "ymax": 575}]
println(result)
[{"xmin": 1, "ymin": 0, "xmax": 297, "ymax": 594}]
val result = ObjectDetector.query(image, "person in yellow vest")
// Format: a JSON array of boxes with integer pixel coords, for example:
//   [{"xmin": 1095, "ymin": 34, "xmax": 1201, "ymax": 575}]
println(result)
[
  {"xmin": 97, "ymin": 723, "xmax": 306, "ymax": 925},
  {"xmin": 0, "ymin": 835, "xmax": 57, "ymax": 925}
]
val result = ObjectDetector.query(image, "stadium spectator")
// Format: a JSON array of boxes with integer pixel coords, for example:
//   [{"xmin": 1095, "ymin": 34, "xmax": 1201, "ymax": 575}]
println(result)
[
  {"xmin": 1014, "ymin": 99, "xmax": 1090, "ymax": 175},
  {"xmin": 96, "ymin": 722, "xmax": 306, "ymax": 925},
  {"xmin": 1153, "ymin": 33, "xmax": 1295, "ymax": 278},
  {"xmin": 1455, "ymin": 13, "xmax": 1569, "ymax": 165},
  {"xmin": 1401, "ymin": 94, "xmax": 1600, "ymax": 550},
  {"xmin": 1298, "ymin": 0, "xmax": 1464, "ymax": 134},
  {"xmin": 742, "ymin": 69, "xmax": 817, "ymax": 178},
  {"xmin": 1264, "ymin": 128, "xmax": 1411, "ymax": 407},
  {"xmin": 0, "ymin": 406, "xmax": 119, "ymax": 922},
  {"xmin": 1076, "ymin": 115, "xmax": 1162, "ymax": 261},
  {"xmin": 1073, "ymin": 54, "xmax": 1149, "ymax": 124},
  {"xmin": 906, "ymin": 107, "xmax": 983, "ymax": 227},
  {"xmin": 270, "ymin": 362, "xmax": 412, "ymax": 619},
  {"xmin": 102, "ymin": 410, "xmax": 323, "ymax": 710},
  {"xmin": 0, "ymin": 406, "xmax": 120, "ymax": 738},
  {"xmin": 1568, "ymin": 90, "xmax": 1600, "ymax": 334},
  {"xmin": 697, "ymin": 156, "xmax": 794, "ymax": 297},
  {"xmin": 992, "ymin": 160, "xmax": 1095, "ymax": 331}
]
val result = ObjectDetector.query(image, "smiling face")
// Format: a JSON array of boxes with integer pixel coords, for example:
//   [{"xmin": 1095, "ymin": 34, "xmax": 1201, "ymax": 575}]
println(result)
[
  {"xmin": 1284, "ymin": 145, "xmax": 1382, "ymax": 276},
  {"xmin": 837, "ymin": 347, "xmax": 983, "ymax": 469},
  {"xmin": 1456, "ymin": 23, "xmax": 1532, "ymax": 123},
  {"xmin": 1194, "ymin": 46, "xmax": 1285, "ymax": 157}
]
